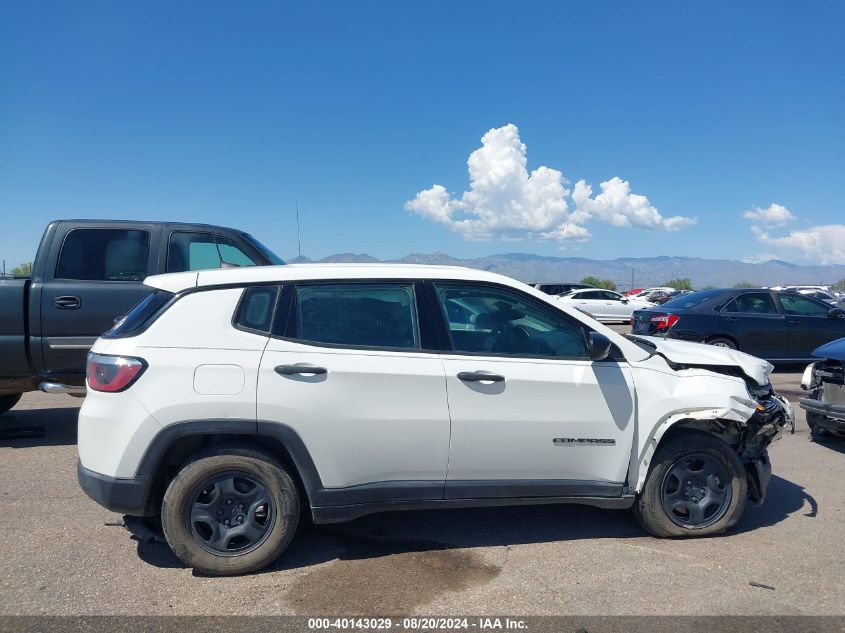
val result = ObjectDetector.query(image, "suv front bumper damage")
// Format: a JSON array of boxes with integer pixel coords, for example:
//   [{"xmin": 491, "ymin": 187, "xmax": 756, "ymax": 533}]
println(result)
[{"xmin": 742, "ymin": 395, "xmax": 792, "ymax": 504}]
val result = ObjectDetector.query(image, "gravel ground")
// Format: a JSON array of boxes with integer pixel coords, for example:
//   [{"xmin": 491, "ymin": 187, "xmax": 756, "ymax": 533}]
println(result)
[{"xmin": 1, "ymin": 331, "xmax": 843, "ymax": 616}]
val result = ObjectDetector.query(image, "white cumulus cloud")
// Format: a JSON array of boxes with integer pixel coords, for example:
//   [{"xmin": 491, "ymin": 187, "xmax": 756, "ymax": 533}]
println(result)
[
  {"xmin": 752, "ymin": 224, "xmax": 845, "ymax": 265},
  {"xmin": 742, "ymin": 203, "xmax": 795, "ymax": 226},
  {"xmin": 405, "ymin": 123, "xmax": 695, "ymax": 243}
]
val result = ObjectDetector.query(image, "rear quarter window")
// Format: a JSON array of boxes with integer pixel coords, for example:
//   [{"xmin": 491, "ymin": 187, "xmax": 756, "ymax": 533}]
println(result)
[
  {"xmin": 234, "ymin": 286, "xmax": 280, "ymax": 333},
  {"xmin": 102, "ymin": 290, "xmax": 175, "ymax": 338}
]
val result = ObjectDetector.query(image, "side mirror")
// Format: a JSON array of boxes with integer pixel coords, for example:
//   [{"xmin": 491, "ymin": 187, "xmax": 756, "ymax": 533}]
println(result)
[
  {"xmin": 829, "ymin": 308, "xmax": 845, "ymax": 319},
  {"xmin": 589, "ymin": 331, "xmax": 613, "ymax": 361},
  {"xmin": 621, "ymin": 298, "xmax": 629, "ymax": 304}
]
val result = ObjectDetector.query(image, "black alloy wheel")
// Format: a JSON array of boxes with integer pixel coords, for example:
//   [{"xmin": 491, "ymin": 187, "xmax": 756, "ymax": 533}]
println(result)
[
  {"xmin": 660, "ymin": 453, "xmax": 732, "ymax": 528},
  {"xmin": 186, "ymin": 471, "xmax": 275, "ymax": 556}
]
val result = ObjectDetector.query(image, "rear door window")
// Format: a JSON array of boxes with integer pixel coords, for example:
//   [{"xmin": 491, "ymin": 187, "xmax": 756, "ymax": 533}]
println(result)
[
  {"xmin": 578, "ymin": 291, "xmax": 605, "ymax": 300},
  {"xmin": 292, "ymin": 283, "xmax": 420, "ymax": 350},
  {"xmin": 723, "ymin": 292, "xmax": 778, "ymax": 314},
  {"xmin": 56, "ymin": 229, "xmax": 150, "ymax": 281}
]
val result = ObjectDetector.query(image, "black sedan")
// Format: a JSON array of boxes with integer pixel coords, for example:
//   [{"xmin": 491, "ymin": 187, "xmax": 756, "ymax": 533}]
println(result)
[{"xmin": 631, "ymin": 288, "xmax": 845, "ymax": 362}]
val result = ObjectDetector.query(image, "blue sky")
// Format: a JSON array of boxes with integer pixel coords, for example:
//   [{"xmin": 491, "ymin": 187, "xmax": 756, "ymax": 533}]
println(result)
[{"xmin": 1, "ymin": 1, "xmax": 843, "ymax": 266}]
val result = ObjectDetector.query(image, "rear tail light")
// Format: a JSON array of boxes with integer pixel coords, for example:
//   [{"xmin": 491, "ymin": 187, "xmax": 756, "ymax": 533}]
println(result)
[
  {"xmin": 86, "ymin": 353, "xmax": 147, "ymax": 392},
  {"xmin": 650, "ymin": 314, "xmax": 680, "ymax": 331}
]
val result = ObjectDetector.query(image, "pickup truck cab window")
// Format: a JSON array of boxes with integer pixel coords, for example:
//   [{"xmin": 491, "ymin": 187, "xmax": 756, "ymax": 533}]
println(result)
[
  {"xmin": 56, "ymin": 229, "xmax": 150, "ymax": 281},
  {"xmin": 293, "ymin": 283, "xmax": 420, "ymax": 350},
  {"xmin": 167, "ymin": 231, "xmax": 258, "ymax": 272},
  {"xmin": 434, "ymin": 283, "xmax": 588, "ymax": 358},
  {"xmin": 721, "ymin": 292, "xmax": 778, "ymax": 314}
]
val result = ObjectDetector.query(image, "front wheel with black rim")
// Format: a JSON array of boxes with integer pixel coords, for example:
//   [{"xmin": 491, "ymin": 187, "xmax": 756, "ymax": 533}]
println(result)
[
  {"xmin": 633, "ymin": 431, "xmax": 747, "ymax": 537},
  {"xmin": 161, "ymin": 446, "xmax": 299, "ymax": 576}
]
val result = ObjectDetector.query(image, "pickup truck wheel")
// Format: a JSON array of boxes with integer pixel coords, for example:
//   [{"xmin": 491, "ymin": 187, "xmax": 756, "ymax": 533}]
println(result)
[
  {"xmin": 634, "ymin": 432, "xmax": 747, "ymax": 537},
  {"xmin": 161, "ymin": 447, "xmax": 299, "ymax": 576},
  {"xmin": 0, "ymin": 394, "xmax": 22, "ymax": 417}
]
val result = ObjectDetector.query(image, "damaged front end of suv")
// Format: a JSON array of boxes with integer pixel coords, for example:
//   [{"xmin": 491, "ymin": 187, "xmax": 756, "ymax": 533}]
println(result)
[
  {"xmin": 800, "ymin": 337, "xmax": 845, "ymax": 439},
  {"xmin": 630, "ymin": 335, "xmax": 794, "ymax": 509}
]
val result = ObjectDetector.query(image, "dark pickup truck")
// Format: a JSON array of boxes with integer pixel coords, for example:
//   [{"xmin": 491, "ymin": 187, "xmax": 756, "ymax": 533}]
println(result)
[{"xmin": 0, "ymin": 219, "xmax": 283, "ymax": 416}]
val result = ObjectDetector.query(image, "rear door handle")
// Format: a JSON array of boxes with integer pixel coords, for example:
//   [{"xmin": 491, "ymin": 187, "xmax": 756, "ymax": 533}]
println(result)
[
  {"xmin": 54, "ymin": 296, "xmax": 81, "ymax": 309},
  {"xmin": 274, "ymin": 364, "xmax": 327, "ymax": 376},
  {"xmin": 725, "ymin": 316, "xmax": 739, "ymax": 323},
  {"xmin": 457, "ymin": 371, "xmax": 505, "ymax": 383}
]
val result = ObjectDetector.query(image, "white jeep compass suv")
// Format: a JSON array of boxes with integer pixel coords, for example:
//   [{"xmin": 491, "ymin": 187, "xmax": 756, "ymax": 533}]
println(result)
[{"xmin": 77, "ymin": 264, "xmax": 792, "ymax": 575}]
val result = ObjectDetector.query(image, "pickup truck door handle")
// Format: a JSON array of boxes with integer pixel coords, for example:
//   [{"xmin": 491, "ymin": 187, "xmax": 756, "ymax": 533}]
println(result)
[
  {"xmin": 457, "ymin": 371, "xmax": 505, "ymax": 383},
  {"xmin": 54, "ymin": 295, "xmax": 81, "ymax": 309},
  {"xmin": 274, "ymin": 364, "xmax": 327, "ymax": 376}
]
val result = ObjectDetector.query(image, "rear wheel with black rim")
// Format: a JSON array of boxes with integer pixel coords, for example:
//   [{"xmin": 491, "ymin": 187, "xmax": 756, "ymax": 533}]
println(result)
[
  {"xmin": 161, "ymin": 446, "xmax": 299, "ymax": 575},
  {"xmin": 634, "ymin": 431, "xmax": 747, "ymax": 537}
]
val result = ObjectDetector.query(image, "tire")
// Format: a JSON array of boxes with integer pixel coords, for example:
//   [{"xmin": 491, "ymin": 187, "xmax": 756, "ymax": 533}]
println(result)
[
  {"xmin": 0, "ymin": 393, "xmax": 22, "ymax": 417},
  {"xmin": 707, "ymin": 337, "xmax": 737, "ymax": 350},
  {"xmin": 161, "ymin": 446, "xmax": 300, "ymax": 576},
  {"xmin": 633, "ymin": 431, "xmax": 747, "ymax": 538}
]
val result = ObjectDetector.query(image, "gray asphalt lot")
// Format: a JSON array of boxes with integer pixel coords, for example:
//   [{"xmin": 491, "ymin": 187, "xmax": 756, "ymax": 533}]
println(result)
[{"xmin": 1, "ymin": 330, "xmax": 843, "ymax": 615}]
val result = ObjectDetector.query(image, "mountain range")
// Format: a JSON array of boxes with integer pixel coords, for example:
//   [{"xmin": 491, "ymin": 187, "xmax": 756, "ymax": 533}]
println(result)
[{"xmin": 285, "ymin": 253, "xmax": 845, "ymax": 289}]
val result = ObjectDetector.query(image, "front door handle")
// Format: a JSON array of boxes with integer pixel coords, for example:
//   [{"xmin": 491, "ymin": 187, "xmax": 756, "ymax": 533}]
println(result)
[
  {"xmin": 457, "ymin": 371, "xmax": 505, "ymax": 383},
  {"xmin": 54, "ymin": 295, "xmax": 81, "ymax": 309},
  {"xmin": 275, "ymin": 364, "xmax": 327, "ymax": 376},
  {"xmin": 725, "ymin": 316, "xmax": 739, "ymax": 323}
]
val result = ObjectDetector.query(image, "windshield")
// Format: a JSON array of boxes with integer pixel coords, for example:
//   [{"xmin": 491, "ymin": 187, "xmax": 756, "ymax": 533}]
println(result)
[
  {"xmin": 660, "ymin": 289, "xmax": 723, "ymax": 310},
  {"xmin": 243, "ymin": 234, "xmax": 285, "ymax": 265}
]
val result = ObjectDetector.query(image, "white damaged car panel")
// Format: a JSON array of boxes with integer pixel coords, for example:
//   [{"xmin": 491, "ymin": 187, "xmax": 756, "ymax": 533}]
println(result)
[
  {"xmin": 635, "ymin": 335, "xmax": 774, "ymax": 386},
  {"xmin": 625, "ymin": 346, "xmax": 792, "ymax": 502}
]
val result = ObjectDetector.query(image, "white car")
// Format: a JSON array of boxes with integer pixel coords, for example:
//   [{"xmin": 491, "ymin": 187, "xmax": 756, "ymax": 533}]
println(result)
[
  {"xmin": 77, "ymin": 264, "xmax": 792, "ymax": 575},
  {"xmin": 555, "ymin": 288, "xmax": 657, "ymax": 322}
]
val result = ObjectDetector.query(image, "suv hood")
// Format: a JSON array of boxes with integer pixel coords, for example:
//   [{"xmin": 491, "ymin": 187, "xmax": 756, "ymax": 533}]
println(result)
[{"xmin": 635, "ymin": 336, "xmax": 773, "ymax": 386}]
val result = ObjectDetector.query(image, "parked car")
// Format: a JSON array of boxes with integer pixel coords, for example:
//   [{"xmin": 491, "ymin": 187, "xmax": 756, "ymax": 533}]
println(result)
[
  {"xmin": 800, "ymin": 337, "xmax": 845, "ymax": 439},
  {"xmin": 792, "ymin": 288, "xmax": 844, "ymax": 308},
  {"xmin": 645, "ymin": 289, "xmax": 680, "ymax": 305},
  {"xmin": 631, "ymin": 287, "xmax": 677, "ymax": 299},
  {"xmin": 555, "ymin": 288, "xmax": 656, "ymax": 322},
  {"xmin": 533, "ymin": 282, "xmax": 594, "ymax": 295},
  {"xmin": 631, "ymin": 288, "xmax": 845, "ymax": 362},
  {"xmin": 77, "ymin": 264, "xmax": 791, "ymax": 575},
  {"xmin": 0, "ymin": 219, "xmax": 282, "ymax": 416}
]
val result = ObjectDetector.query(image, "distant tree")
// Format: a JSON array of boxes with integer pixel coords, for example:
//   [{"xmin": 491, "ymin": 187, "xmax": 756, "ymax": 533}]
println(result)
[
  {"xmin": 11, "ymin": 262, "xmax": 32, "ymax": 277},
  {"xmin": 580, "ymin": 276, "xmax": 617, "ymax": 291},
  {"xmin": 831, "ymin": 279, "xmax": 845, "ymax": 293},
  {"xmin": 664, "ymin": 278, "xmax": 692, "ymax": 291},
  {"xmin": 733, "ymin": 281, "xmax": 756, "ymax": 288}
]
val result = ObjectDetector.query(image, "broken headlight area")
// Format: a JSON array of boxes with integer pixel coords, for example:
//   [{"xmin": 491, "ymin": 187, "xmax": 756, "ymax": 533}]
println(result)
[{"xmin": 739, "ymin": 393, "xmax": 790, "ymax": 505}]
